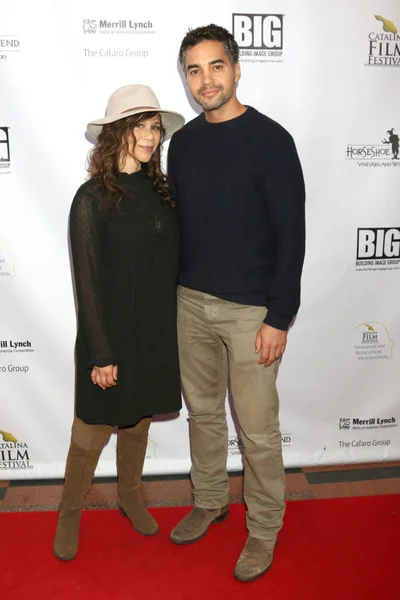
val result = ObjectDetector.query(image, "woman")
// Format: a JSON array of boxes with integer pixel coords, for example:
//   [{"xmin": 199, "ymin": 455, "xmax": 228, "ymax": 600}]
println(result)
[{"xmin": 53, "ymin": 84, "xmax": 185, "ymax": 561}]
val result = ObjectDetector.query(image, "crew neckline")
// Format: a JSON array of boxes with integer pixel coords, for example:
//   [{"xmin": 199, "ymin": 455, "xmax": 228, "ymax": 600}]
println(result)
[{"xmin": 201, "ymin": 105, "xmax": 253, "ymax": 126}]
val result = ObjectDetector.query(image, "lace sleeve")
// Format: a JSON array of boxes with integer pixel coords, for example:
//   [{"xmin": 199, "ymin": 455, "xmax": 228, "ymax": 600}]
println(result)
[{"xmin": 69, "ymin": 188, "xmax": 117, "ymax": 368}]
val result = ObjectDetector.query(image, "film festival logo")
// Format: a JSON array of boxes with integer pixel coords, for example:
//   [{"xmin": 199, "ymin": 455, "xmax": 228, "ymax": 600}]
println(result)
[
  {"xmin": 0, "ymin": 126, "xmax": 11, "ymax": 174},
  {"xmin": 145, "ymin": 436, "xmax": 157, "ymax": 459},
  {"xmin": 355, "ymin": 227, "xmax": 400, "ymax": 271},
  {"xmin": 0, "ymin": 239, "xmax": 16, "ymax": 278},
  {"xmin": 346, "ymin": 126, "xmax": 400, "ymax": 167},
  {"xmin": 353, "ymin": 321, "xmax": 395, "ymax": 361},
  {"xmin": 367, "ymin": 15, "xmax": 400, "ymax": 67},
  {"xmin": 0, "ymin": 429, "xmax": 33, "ymax": 470},
  {"xmin": 232, "ymin": 13, "xmax": 283, "ymax": 63}
]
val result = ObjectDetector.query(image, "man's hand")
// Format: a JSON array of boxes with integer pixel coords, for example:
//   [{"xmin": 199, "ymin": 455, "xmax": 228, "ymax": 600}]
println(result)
[
  {"xmin": 255, "ymin": 324, "xmax": 287, "ymax": 367},
  {"xmin": 91, "ymin": 365, "xmax": 118, "ymax": 390}
]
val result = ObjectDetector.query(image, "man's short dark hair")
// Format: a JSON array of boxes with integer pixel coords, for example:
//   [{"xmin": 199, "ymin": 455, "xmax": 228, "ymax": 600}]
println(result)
[{"xmin": 179, "ymin": 24, "xmax": 239, "ymax": 70}]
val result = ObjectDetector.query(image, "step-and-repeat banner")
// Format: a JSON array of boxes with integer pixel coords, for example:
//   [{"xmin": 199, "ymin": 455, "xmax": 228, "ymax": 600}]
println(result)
[{"xmin": 1, "ymin": 0, "xmax": 399, "ymax": 479}]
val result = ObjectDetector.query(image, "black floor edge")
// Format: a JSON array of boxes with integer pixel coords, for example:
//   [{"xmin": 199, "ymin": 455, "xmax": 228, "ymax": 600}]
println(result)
[
  {"xmin": 8, "ymin": 468, "xmax": 302, "ymax": 487},
  {"xmin": 7, "ymin": 465, "xmax": 399, "ymax": 488},
  {"xmin": 304, "ymin": 466, "xmax": 400, "ymax": 485}
]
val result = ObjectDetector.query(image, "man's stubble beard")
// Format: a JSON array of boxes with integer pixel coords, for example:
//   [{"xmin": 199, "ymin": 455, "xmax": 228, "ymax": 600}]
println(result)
[{"xmin": 196, "ymin": 84, "xmax": 235, "ymax": 112}]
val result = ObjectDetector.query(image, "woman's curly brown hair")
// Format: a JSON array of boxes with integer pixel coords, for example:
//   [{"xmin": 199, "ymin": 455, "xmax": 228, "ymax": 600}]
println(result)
[{"xmin": 88, "ymin": 111, "xmax": 174, "ymax": 209}]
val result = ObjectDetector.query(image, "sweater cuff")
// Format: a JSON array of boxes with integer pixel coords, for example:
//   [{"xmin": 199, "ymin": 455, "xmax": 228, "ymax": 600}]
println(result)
[
  {"xmin": 86, "ymin": 355, "xmax": 117, "ymax": 370},
  {"xmin": 264, "ymin": 310, "xmax": 292, "ymax": 331}
]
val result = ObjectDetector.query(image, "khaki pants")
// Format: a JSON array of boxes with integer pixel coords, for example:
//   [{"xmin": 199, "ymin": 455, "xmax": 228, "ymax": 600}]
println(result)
[{"xmin": 177, "ymin": 285, "xmax": 285, "ymax": 540}]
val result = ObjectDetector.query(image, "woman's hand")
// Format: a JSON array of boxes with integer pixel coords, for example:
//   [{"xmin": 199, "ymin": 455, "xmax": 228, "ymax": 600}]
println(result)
[{"xmin": 91, "ymin": 365, "xmax": 118, "ymax": 390}]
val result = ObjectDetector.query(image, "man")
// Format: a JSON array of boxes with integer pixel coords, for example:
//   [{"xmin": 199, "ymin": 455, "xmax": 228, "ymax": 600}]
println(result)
[{"xmin": 168, "ymin": 24, "xmax": 305, "ymax": 582}]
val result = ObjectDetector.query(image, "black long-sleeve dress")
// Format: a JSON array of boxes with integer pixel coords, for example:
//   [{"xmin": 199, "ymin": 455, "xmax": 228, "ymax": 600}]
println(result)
[{"xmin": 69, "ymin": 170, "xmax": 182, "ymax": 426}]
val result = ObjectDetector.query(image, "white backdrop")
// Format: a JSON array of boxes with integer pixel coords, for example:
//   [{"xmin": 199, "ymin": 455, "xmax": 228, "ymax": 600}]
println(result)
[{"xmin": 1, "ymin": 0, "xmax": 399, "ymax": 479}]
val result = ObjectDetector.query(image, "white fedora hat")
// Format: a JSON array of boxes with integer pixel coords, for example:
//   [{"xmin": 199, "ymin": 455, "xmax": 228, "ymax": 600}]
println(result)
[{"xmin": 87, "ymin": 84, "xmax": 185, "ymax": 139}]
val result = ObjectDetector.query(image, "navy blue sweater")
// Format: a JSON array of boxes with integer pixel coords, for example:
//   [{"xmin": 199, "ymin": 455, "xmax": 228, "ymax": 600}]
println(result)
[{"xmin": 167, "ymin": 106, "xmax": 305, "ymax": 331}]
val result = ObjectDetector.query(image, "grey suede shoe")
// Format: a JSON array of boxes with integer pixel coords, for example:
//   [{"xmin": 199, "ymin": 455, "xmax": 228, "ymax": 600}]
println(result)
[
  {"xmin": 234, "ymin": 536, "xmax": 277, "ymax": 582},
  {"xmin": 170, "ymin": 505, "xmax": 229, "ymax": 544}
]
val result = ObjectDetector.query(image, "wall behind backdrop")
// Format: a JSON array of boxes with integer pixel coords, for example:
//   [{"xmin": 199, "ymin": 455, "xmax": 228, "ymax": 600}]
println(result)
[{"xmin": 1, "ymin": 0, "xmax": 399, "ymax": 479}]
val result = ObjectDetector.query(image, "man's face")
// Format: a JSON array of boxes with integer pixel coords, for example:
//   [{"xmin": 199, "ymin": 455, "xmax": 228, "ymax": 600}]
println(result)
[{"xmin": 184, "ymin": 40, "xmax": 240, "ymax": 112}]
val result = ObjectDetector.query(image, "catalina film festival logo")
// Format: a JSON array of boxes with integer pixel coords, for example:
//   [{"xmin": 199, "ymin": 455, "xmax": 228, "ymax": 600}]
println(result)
[
  {"xmin": 353, "ymin": 322, "xmax": 395, "ymax": 361},
  {"xmin": 145, "ymin": 436, "xmax": 157, "ymax": 459},
  {"xmin": 0, "ymin": 429, "xmax": 33, "ymax": 470},
  {"xmin": 0, "ymin": 239, "xmax": 16, "ymax": 278},
  {"xmin": 356, "ymin": 227, "xmax": 400, "ymax": 271},
  {"xmin": 82, "ymin": 18, "xmax": 153, "ymax": 59},
  {"xmin": 232, "ymin": 14, "xmax": 283, "ymax": 63},
  {"xmin": 366, "ymin": 15, "xmax": 400, "ymax": 67},
  {"xmin": 0, "ymin": 35, "xmax": 20, "ymax": 62},
  {"xmin": 0, "ymin": 127, "xmax": 11, "ymax": 175},
  {"xmin": 346, "ymin": 126, "xmax": 400, "ymax": 167}
]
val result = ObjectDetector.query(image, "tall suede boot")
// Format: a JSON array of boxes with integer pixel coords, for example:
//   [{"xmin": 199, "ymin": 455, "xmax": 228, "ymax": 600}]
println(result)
[
  {"xmin": 53, "ymin": 417, "xmax": 113, "ymax": 561},
  {"xmin": 117, "ymin": 417, "xmax": 159, "ymax": 535}
]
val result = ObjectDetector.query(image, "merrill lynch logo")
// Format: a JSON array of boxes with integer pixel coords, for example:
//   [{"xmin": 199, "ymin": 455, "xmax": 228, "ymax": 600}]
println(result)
[
  {"xmin": 83, "ymin": 19, "xmax": 96, "ymax": 34},
  {"xmin": 339, "ymin": 417, "xmax": 396, "ymax": 430},
  {"xmin": 82, "ymin": 19, "xmax": 153, "ymax": 33},
  {"xmin": 0, "ymin": 340, "xmax": 34, "ymax": 353}
]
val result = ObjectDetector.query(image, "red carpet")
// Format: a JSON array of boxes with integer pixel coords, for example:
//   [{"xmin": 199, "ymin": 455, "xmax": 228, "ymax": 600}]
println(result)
[{"xmin": 1, "ymin": 496, "xmax": 399, "ymax": 599}]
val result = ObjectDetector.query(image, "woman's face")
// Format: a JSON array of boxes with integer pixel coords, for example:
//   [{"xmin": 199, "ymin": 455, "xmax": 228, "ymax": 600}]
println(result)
[{"xmin": 128, "ymin": 114, "xmax": 162, "ymax": 163}]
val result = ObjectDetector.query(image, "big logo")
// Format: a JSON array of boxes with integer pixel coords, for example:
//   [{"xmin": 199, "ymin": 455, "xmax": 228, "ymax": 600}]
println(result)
[
  {"xmin": 232, "ymin": 14, "xmax": 283, "ymax": 63},
  {"xmin": 356, "ymin": 228, "xmax": 400, "ymax": 271},
  {"xmin": 357, "ymin": 228, "xmax": 400, "ymax": 259},
  {"xmin": 0, "ymin": 127, "xmax": 10, "ymax": 163}
]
